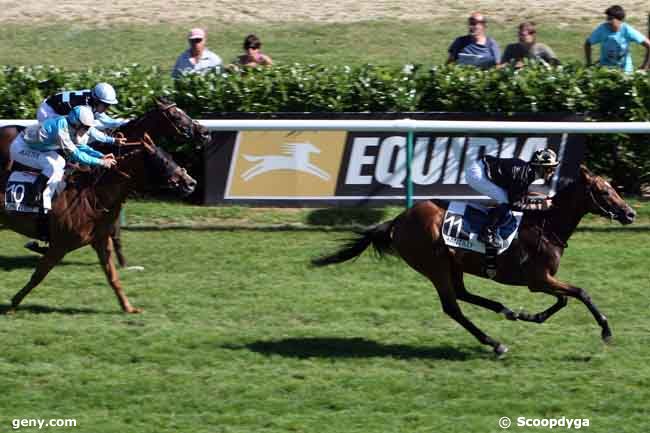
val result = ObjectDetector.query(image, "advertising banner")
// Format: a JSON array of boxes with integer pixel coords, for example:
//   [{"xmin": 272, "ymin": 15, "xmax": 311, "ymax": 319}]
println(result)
[{"xmin": 203, "ymin": 113, "xmax": 585, "ymax": 206}]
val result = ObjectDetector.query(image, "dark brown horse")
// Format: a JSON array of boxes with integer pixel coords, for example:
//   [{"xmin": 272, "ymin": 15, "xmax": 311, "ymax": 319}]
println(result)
[
  {"xmin": 0, "ymin": 98, "xmax": 211, "ymax": 266},
  {"xmin": 0, "ymin": 134, "xmax": 197, "ymax": 314},
  {"xmin": 313, "ymin": 167, "xmax": 636, "ymax": 355}
]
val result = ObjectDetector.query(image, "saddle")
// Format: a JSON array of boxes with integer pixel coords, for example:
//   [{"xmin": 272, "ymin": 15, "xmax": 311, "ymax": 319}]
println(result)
[
  {"xmin": 441, "ymin": 201, "xmax": 523, "ymax": 279},
  {"xmin": 441, "ymin": 201, "xmax": 523, "ymax": 254},
  {"xmin": 4, "ymin": 159, "xmax": 74, "ymax": 215}
]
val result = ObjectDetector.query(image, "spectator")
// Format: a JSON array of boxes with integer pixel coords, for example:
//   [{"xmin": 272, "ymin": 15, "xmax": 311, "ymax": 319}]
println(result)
[
  {"xmin": 234, "ymin": 34, "xmax": 273, "ymax": 68},
  {"xmin": 501, "ymin": 22, "xmax": 559, "ymax": 68},
  {"xmin": 447, "ymin": 12, "xmax": 500, "ymax": 69},
  {"xmin": 172, "ymin": 28, "xmax": 223, "ymax": 78},
  {"xmin": 584, "ymin": 5, "xmax": 650, "ymax": 73}
]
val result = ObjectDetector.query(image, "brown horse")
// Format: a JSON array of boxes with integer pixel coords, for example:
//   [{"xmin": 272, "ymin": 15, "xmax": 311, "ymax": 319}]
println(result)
[
  {"xmin": 0, "ymin": 134, "xmax": 197, "ymax": 314},
  {"xmin": 313, "ymin": 167, "xmax": 636, "ymax": 355},
  {"xmin": 0, "ymin": 98, "xmax": 211, "ymax": 266}
]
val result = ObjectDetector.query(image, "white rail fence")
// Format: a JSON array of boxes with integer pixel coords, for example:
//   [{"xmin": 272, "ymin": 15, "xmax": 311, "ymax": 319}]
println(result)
[{"xmin": 3, "ymin": 118, "xmax": 649, "ymax": 207}]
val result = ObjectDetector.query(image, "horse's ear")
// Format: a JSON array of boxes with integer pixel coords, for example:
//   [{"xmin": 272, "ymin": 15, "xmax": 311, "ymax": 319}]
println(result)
[
  {"xmin": 580, "ymin": 165, "xmax": 594, "ymax": 182},
  {"xmin": 142, "ymin": 133, "xmax": 156, "ymax": 154}
]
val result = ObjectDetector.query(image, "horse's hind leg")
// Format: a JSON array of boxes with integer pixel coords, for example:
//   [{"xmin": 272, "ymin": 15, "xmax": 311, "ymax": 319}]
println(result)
[
  {"xmin": 93, "ymin": 236, "xmax": 141, "ymax": 313},
  {"xmin": 451, "ymin": 268, "xmax": 519, "ymax": 321},
  {"xmin": 431, "ymin": 271, "xmax": 508, "ymax": 355},
  {"xmin": 110, "ymin": 221, "xmax": 127, "ymax": 268},
  {"xmin": 9, "ymin": 247, "xmax": 67, "ymax": 313}
]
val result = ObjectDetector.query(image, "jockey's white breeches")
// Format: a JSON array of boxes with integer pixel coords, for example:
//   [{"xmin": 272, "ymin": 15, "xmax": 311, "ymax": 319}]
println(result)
[
  {"xmin": 465, "ymin": 160, "xmax": 509, "ymax": 204},
  {"xmin": 10, "ymin": 133, "xmax": 65, "ymax": 211},
  {"xmin": 36, "ymin": 100, "xmax": 58, "ymax": 124}
]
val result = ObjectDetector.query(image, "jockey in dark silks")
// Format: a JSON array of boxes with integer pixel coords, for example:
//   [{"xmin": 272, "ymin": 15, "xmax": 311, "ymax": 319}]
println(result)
[
  {"xmin": 465, "ymin": 148, "xmax": 560, "ymax": 248},
  {"xmin": 37, "ymin": 82, "xmax": 124, "ymax": 138}
]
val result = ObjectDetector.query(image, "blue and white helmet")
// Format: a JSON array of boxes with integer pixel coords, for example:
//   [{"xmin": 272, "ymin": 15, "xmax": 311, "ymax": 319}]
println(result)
[
  {"xmin": 67, "ymin": 105, "xmax": 95, "ymax": 127},
  {"xmin": 91, "ymin": 82, "xmax": 118, "ymax": 105}
]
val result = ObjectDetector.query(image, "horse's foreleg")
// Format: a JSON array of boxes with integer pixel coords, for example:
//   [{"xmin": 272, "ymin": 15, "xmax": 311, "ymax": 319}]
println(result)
[
  {"xmin": 530, "ymin": 274, "xmax": 610, "ymax": 341},
  {"xmin": 93, "ymin": 236, "xmax": 141, "ymax": 313},
  {"xmin": 451, "ymin": 269, "xmax": 519, "ymax": 321},
  {"xmin": 9, "ymin": 247, "xmax": 67, "ymax": 312},
  {"xmin": 516, "ymin": 295, "xmax": 568, "ymax": 323}
]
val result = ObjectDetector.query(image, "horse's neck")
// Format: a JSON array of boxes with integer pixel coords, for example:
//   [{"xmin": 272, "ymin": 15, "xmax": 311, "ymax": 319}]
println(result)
[
  {"xmin": 119, "ymin": 112, "xmax": 161, "ymax": 140},
  {"xmin": 532, "ymin": 182, "xmax": 588, "ymax": 244},
  {"xmin": 92, "ymin": 152, "xmax": 147, "ymax": 210}
]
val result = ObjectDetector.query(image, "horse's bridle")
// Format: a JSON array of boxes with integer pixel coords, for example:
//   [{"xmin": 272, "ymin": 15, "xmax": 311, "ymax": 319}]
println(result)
[
  {"xmin": 158, "ymin": 103, "xmax": 194, "ymax": 141},
  {"xmin": 587, "ymin": 183, "xmax": 617, "ymax": 221}
]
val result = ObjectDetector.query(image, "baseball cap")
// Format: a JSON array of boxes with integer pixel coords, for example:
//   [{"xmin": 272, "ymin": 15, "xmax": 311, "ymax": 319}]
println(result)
[{"xmin": 188, "ymin": 28, "xmax": 206, "ymax": 40}]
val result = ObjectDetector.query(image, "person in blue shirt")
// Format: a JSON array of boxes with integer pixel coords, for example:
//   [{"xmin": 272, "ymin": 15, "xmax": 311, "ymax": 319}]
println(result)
[
  {"xmin": 447, "ymin": 12, "xmax": 501, "ymax": 69},
  {"xmin": 10, "ymin": 106, "xmax": 117, "ymax": 213},
  {"xmin": 36, "ymin": 83, "xmax": 126, "ymax": 144},
  {"xmin": 584, "ymin": 5, "xmax": 650, "ymax": 73}
]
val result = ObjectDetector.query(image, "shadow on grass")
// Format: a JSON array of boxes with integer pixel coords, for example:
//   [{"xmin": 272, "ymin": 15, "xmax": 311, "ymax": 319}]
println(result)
[
  {"xmin": 0, "ymin": 303, "xmax": 103, "ymax": 315},
  {"xmin": 0, "ymin": 255, "xmax": 95, "ymax": 271},
  {"xmin": 224, "ymin": 337, "xmax": 486, "ymax": 361},
  {"xmin": 306, "ymin": 208, "xmax": 387, "ymax": 227}
]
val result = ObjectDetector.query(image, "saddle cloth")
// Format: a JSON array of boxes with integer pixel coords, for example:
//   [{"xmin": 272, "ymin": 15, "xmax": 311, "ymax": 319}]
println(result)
[
  {"xmin": 441, "ymin": 201, "xmax": 523, "ymax": 255},
  {"xmin": 5, "ymin": 171, "xmax": 43, "ymax": 214}
]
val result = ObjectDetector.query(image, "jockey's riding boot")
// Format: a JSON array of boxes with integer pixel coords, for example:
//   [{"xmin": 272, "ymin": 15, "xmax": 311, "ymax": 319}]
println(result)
[
  {"xmin": 481, "ymin": 203, "xmax": 510, "ymax": 249},
  {"xmin": 36, "ymin": 210, "xmax": 50, "ymax": 242},
  {"xmin": 32, "ymin": 173, "xmax": 48, "ymax": 204}
]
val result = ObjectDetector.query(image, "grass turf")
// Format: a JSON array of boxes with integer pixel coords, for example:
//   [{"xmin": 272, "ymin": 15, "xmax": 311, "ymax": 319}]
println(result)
[{"xmin": 0, "ymin": 201, "xmax": 648, "ymax": 432}]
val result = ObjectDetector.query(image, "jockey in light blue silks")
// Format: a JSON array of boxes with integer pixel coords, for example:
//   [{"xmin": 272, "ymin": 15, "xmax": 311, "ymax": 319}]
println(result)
[
  {"xmin": 36, "ymin": 82, "xmax": 125, "ymax": 145},
  {"xmin": 10, "ymin": 105, "xmax": 118, "ymax": 213}
]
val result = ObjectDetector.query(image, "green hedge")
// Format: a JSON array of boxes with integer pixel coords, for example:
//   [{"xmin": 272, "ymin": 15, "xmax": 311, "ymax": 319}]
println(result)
[{"xmin": 1, "ymin": 63, "xmax": 648, "ymax": 191}]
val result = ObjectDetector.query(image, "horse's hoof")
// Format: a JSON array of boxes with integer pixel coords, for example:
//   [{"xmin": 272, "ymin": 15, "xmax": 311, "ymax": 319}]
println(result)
[
  {"xmin": 124, "ymin": 307, "xmax": 143, "ymax": 314},
  {"xmin": 494, "ymin": 344, "xmax": 509, "ymax": 357},
  {"xmin": 602, "ymin": 330, "xmax": 613, "ymax": 344}
]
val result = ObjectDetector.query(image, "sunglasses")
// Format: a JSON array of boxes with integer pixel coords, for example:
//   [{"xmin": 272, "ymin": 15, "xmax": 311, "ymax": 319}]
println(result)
[
  {"xmin": 468, "ymin": 19, "xmax": 485, "ymax": 25},
  {"xmin": 189, "ymin": 38, "xmax": 203, "ymax": 43}
]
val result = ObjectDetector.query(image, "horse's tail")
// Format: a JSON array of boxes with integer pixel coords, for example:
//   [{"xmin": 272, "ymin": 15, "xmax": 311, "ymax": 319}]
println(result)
[{"xmin": 311, "ymin": 220, "xmax": 396, "ymax": 267}]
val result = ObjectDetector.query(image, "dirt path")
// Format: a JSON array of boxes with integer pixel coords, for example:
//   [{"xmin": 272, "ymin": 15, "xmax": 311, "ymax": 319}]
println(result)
[{"xmin": 1, "ymin": 1, "xmax": 648, "ymax": 25}]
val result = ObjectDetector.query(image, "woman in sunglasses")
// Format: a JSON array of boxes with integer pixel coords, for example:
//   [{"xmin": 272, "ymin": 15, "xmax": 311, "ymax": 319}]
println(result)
[{"xmin": 235, "ymin": 34, "xmax": 273, "ymax": 68}]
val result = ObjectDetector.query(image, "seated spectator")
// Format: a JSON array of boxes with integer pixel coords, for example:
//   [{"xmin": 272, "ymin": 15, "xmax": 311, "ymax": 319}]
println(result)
[
  {"xmin": 172, "ymin": 28, "xmax": 223, "ymax": 78},
  {"xmin": 584, "ymin": 5, "xmax": 650, "ymax": 73},
  {"xmin": 501, "ymin": 22, "xmax": 560, "ymax": 68},
  {"xmin": 234, "ymin": 34, "xmax": 273, "ymax": 68},
  {"xmin": 447, "ymin": 12, "xmax": 500, "ymax": 69}
]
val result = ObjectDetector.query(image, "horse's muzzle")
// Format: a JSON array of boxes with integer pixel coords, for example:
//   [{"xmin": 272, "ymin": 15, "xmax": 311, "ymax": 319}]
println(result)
[
  {"xmin": 618, "ymin": 207, "xmax": 636, "ymax": 225},
  {"xmin": 180, "ymin": 176, "xmax": 198, "ymax": 197}
]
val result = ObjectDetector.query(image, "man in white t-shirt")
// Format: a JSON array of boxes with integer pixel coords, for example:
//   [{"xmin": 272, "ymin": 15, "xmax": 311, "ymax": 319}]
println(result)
[{"xmin": 172, "ymin": 28, "xmax": 223, "ymax": 78}]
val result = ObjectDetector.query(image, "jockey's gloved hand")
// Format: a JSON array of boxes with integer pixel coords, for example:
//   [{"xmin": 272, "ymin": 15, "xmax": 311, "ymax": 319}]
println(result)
[{"xmin": 101, "ymin": 158, "xmax": 117, "ymax": 168}]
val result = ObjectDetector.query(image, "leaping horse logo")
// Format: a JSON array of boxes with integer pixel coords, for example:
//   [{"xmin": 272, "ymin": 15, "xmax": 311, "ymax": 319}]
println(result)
[{"xmin": 241, "ymin": 142, "xmax": 331, "ymax": 181}]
